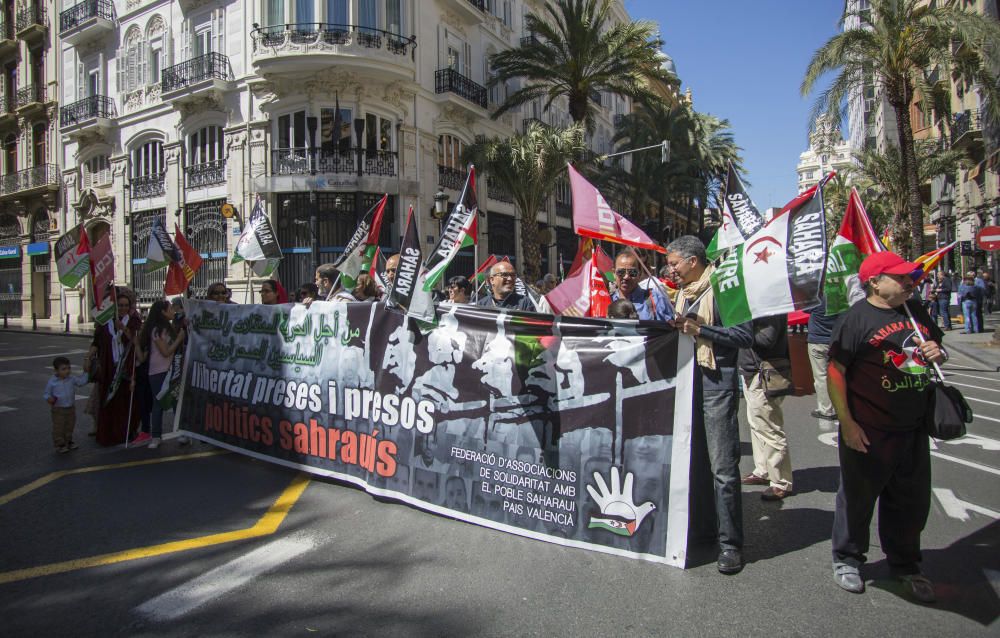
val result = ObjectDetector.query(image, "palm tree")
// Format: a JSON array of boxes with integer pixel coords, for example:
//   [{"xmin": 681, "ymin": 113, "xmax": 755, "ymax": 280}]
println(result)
[
  {"xmin": 850, "ymin": 141, "xmax": 967, "ymax": 255},
  {"xmin": 488, "ymin": 0, "xmax": 668, "ymax": 131},
  {"xmin": 464, "ymin": 123, "xmax": 587, "ymax": 282},
  {"xmin": 801, "ymin": 0, "xmax": 1000, "ymax": 257}
]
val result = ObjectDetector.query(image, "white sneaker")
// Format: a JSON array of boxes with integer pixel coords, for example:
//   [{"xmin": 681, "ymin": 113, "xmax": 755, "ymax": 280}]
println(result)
[{"xmin": 149, "ymin": 437, "xmax": 161, "ymax": 449}]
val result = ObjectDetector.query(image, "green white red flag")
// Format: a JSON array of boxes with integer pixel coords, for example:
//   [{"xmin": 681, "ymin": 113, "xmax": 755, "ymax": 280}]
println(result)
[
  {"xmin": 54, "ymin": 223, "xmax": 90, "ymax": 288},
  {"xmin": 706, "ymin": 163, "xmax": 765, "ymax": 260},
  {"xmin": 422, "ymin": 165, "xmax": 478, "ymax": 290},
  {"xmin": 824, "ymin": 187, "xmax": 885, "ymax": 315},
  {"xmin": 469, "ymin": 254, "xmax": 498, "ymax": 284},
  {"xmin": 334, "ymin": 194, "xmax": 388, "ymax": 291},
  {"xmin": 711, "ymin": 185, "xmax": 828, "ymax": 326}
]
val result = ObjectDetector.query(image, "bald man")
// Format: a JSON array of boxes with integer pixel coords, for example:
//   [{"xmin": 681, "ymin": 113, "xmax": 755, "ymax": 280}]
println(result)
[{"xmin": 476, "ymin": 261, "xmax": 535, "ymax": 311}]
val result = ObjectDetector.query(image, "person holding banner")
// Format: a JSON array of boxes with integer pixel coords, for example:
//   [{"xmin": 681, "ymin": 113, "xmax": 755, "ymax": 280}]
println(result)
[
  {"xmin": 477, "ymin": 261, "xmax": 535, "ymax": 311},
  {"xmin": 666, "ymin": 235, "xmax": 753, "ymax": 575},
  {"xmin": 610, "ymin": 250, "xmax": 674, "ymax": 321},
  {"xmin": 132, "ymin": 300, "xmax": 186, "ymax": 449},
  {"xmin": 827, "ymin": 251, "xmax": 946, "ymax": 602},
  {"xmin": 314, "ymin": 264, "xmax": 339, "ymax": 301},
  {"xmin": 90, "ymin": 291, "xmax": 143, "ymax": 446}
]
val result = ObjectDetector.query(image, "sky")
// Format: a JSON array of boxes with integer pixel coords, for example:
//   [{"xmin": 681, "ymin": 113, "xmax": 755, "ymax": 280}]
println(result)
[{"xmin": 623, "ymin": 0, "xmax": 844, "ymax": 210}]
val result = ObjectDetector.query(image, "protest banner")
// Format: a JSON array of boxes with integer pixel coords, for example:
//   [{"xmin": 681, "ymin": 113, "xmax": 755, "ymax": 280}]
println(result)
[
  {"xmin": 55, "ymin": 223, "xmax": 90, "ymax": 289},
  {"xmin": 176, "ymin": 300, "xmax": 695, "ymax": 566}
]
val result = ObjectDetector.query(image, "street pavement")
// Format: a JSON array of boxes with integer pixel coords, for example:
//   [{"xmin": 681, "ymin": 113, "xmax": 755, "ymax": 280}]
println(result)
[{"xmin": 0, "ymin": 323, "xmax": 997, "ymax": 637}]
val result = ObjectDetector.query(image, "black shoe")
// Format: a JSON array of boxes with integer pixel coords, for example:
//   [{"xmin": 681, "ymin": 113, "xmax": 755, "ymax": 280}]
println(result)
[
  {"xmin": 717, "ymin": 549, "xmax": 743, "ymax": 574},
  {"xmin": 810, "ymin": 409, "xmax": 837, "ymax": 421}
]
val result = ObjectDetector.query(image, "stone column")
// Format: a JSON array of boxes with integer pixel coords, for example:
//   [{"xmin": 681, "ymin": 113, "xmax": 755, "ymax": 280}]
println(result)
[{"xmin": 164, "ymin": 141, "xmax": 183, "ymax": 229}]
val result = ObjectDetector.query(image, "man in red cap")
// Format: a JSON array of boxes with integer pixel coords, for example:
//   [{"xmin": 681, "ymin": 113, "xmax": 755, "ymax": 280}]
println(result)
[{"xmin": 827, "ymin": 251, "xmax": 947, "ymax": 603}]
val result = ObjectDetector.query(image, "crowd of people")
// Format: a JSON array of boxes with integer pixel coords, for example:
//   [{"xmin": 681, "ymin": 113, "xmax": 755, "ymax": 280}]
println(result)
[{"xmin": 45, "ymin": 232, "xmax": 994, "ymax": 605}]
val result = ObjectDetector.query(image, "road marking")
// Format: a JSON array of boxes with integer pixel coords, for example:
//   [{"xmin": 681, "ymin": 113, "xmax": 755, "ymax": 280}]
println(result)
[
  {"xmin": 0, "ymin": 370, "xmax": 24, "ymax": 376},
  {"xmin": 944, "ymin": 370, "xmax": 1000, "ymax": 381},
  {"xmin": 946, "ymin": 380, "xmax": 1000, "ymax": 394},
  {"xmin": 0, "ymin": 349, "xmax": 86, "ymax": 362},
  {"xmin": 0, "ymin": 406, "xmax": 15, "ymax": 414},
  {"xmin": 75, "ymin": 394, "xmax": 89, "ymax": 400},
  {"xmin": 965, "ymin": 396, "xmax": 1000, "ymax": 407},
  {"xmin": 973, "ymin": 413, "xmax": 1000, "ymax": 424},
  {"xmin": 932, "ymin": 488, "xmax": 1000, "ymax": 521},
  {"xmin": 0, "ymin": 473, "xmax": 311, "ymax": 585},
  {"xmin": 818, "ymin": 432, "xmax": 1000, "ymax": 476},
  {"xmin": 943, "ymin": 434, "xmax": 1000, "ymax": 451},
  {"xmin": 134, "ymin": 534, "xmax": 316, "ymax": 622}
]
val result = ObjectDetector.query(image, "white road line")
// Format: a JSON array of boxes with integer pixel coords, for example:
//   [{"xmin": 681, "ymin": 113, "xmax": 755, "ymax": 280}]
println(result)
[
  {"xmin": 0, "ymin": 370, "xmax": 24, "ymax": 376},
  {"xmin": 75, "ymin": 394, "xmax": 89, "ymax": 401},
  {"xmin": 133, "ymin": 535, "xmax": 316, "ymax": 622},
  {"xmin": 973, "ymin": 413, "xmax": 1000, "ymax": 424},
  {"xmin": 932, "ymin": 488, "xmax": 1000, "ymax": 521},
  {"xmin": 819, "ymin": 432, "xmax": 1000, "ymax": 476},
  {"xmin": 0, "ymin": 406, "xmax": 15, "ymax": 413},
  {"xmin": 943, "ymin": 433, "xmax": 1000, "ymax": 451},
  {"xmin": 965, "ymin": 396, "xmax": 1000, "ymax": 407},
  {"xmin": 944, "ymin": 370, "xmax": 1000, "ymax": 381},
  {"xmin": 947, "ymin": 380, "xmax": 1000, "ymax": 394},
  {"xmin": 0, "ymin": 349, "xmax": 86, "ymax": 362}
]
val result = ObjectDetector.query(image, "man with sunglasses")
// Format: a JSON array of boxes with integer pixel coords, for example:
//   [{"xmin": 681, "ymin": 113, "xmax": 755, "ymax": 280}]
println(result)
[
  {"xmin": 476, "ymin": 261, "xmax": 535, "ymax": 311},
  {"xmin": 610, "ymin": 250, "xmax": 674, "ymax": 321}
]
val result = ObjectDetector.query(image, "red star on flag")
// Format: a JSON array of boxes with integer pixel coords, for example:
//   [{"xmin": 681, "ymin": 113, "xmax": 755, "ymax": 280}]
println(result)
[{"xmin": 754, "ymin": 246, "xmax": 772, "ymax": 263}]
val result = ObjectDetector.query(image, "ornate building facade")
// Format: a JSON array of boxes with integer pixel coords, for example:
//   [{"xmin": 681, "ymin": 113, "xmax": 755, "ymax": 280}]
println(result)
[
  {"xmin": 796, "ymin": 114, "xmax": 853, "ymax": 194},
  {"xmin": 0, "ymin": 0, "xmax": 61, "ymax": 322},
  {"xmin": 58, "ymin": 0, "xmax": 634, "ymax": 318}
]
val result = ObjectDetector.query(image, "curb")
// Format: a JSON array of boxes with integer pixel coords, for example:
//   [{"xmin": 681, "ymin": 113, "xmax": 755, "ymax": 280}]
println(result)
[
  {"xmin": 945, "ymin": 339, "xmax": 1000, "ymax": 372},
  {"xmin": 1, "ymin": 327, "xmax": 94, "ymax": 340}
]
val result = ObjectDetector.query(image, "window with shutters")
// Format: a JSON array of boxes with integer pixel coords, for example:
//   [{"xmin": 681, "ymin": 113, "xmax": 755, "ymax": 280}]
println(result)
[
  {"xmin": 438, "ymin": 135, "xmax": 464, "ymax": 170},
  {"xmin": 189, "ymin": 126, "xmax": 225, "ymax": 164},
  {"xmin": 117, "ymin": 26, "xmax": 145, "ymax": 94},
  {"xmin": 130, "ymin": 140, "xmax": 166, "ymax": 198},
  {"xmin": 184, "ymin": 9, "xmax": 225, "ymax": 63},
  {"xmin": 83, "ymin": 155, "xmax": 111, "ymax": 188}
]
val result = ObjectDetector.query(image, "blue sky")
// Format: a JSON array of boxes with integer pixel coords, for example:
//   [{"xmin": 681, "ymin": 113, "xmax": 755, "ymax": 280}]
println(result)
[{"xmin": 623, "ymin": 0, "xmax": 844, "ymax": 209}]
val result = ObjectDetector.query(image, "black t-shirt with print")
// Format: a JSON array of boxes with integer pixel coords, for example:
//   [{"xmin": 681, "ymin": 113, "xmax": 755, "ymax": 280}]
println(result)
[{"xmin": 829, "ymin": 299, "xmax": 944, "ymax": 431}]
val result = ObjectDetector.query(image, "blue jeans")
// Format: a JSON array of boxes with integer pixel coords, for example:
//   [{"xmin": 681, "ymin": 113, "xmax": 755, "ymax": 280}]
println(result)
[
  {"xmin": 148, "ymin": 372, "xmax": 167, "ymax": 438},
  {"xmin": 962, "ymin": 299, "xmax": 979, "ymax": 333},
  {"xmin": 936, "ymin": 298, "xmax": 952, "ymax": 330},
  {"xmin": 702, "ymin": 386, "xmax": 744, "ymax": 550}
]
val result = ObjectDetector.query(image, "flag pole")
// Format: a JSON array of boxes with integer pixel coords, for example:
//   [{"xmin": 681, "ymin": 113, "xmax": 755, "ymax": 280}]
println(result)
[
  {"xmin": 902, "ymin": 303, "xmax": 947, "ymax": 381},
  {"xmin": 124, "ymin": 344, "xmax": 137, "ymax": 448}
]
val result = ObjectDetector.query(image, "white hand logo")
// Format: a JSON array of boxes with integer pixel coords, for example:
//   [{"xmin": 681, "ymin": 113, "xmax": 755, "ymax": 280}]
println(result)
[{"xmin": 586, "ymin": 467, "xmax": 655, "ymax": 537}]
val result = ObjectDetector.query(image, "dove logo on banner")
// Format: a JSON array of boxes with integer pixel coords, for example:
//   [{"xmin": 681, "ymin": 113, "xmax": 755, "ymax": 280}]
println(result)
[{"xmin": 586, "ymin": 467, "xmax": 655, "ymax": 537}]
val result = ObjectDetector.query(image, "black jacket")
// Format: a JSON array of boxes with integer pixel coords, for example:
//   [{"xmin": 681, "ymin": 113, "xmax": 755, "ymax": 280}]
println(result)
[{"xmin": 738, "ymin": 314, "xmax": 790, "ymax": 375}]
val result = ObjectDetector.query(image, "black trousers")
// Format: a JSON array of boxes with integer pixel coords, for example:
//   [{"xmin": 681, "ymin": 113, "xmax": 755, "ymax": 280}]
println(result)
[{"xmin": 831, "ymin": 424, "xmax": 931, "ymax": 575}]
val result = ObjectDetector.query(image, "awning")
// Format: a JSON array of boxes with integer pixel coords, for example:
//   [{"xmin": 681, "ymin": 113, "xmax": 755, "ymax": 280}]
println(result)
[
  {"xmin": 26, "ymin": 241, "xmax": 49, "ymax": 256},
  {"xmin": 0, "ymin": 245, "xmax": 20, "ymax": 259}
]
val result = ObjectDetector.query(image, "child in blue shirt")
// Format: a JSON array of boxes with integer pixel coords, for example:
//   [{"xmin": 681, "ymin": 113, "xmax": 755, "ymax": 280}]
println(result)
[{"xmin": 43, "ymin": 356, "xmax": 91, "ymax": 453}]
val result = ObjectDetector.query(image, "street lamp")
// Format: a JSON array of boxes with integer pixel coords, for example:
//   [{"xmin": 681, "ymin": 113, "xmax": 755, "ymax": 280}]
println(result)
[{"xmin": 432, "ymin": 190, "xmax": 450, "ymax": 220}]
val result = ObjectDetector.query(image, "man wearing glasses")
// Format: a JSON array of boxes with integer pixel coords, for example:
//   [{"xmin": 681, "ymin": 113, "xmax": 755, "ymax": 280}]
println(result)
[
  {"xmin": 476, "ymin": 261, "xmax": 535, "ymax": 311},
  {"xmin": 610, "ymin": 250, "xmax": 674, "ymax": 321}
]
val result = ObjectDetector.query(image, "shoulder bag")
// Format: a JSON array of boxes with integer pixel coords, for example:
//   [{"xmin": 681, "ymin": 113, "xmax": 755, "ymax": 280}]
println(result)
[{"xmin": 926, "ymin": 370, "xmax": 972, "ymax": 440}]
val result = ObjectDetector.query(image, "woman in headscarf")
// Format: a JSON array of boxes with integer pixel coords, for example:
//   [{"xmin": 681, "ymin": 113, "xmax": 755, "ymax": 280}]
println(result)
[{"xmin": 88, "ymin": 288, "xmax": 143, "ymax": 446}]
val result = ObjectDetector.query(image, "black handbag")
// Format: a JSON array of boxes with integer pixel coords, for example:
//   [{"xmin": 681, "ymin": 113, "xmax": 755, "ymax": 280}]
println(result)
[{"xmin": 926, "ymin": 377, "xmax": 972, "ymax": 440}]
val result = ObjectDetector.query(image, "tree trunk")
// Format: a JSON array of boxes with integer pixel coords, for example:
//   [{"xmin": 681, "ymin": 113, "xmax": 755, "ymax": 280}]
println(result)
[
  {"xmin": 519, "ymin": 198, "xmax": 541, "ymax": 283},
  {"xmin": 892, "ymin": 100, "xmax": 924, "ymax": 258}
]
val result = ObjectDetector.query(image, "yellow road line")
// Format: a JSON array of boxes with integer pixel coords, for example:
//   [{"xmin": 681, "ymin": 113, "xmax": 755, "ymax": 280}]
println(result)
[
  {"xmin": 0, "ymin": 473, "xmax": 311, "ymax": 585},
  {"xmin": 0, "ymin": 450, "xmax": 228, "ymax": 507}
]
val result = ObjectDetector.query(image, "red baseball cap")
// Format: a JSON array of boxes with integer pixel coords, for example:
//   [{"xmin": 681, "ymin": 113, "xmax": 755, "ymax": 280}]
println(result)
[{"xmin": 858, "ymin": 251, "xmax": 922, "ymax": 283}]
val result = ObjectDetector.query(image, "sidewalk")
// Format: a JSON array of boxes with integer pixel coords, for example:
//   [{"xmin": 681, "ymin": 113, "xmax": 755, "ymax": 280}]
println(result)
[
  {"xmin": 0, "ymin": 316, "xmax": 94, "ymax": 339},
  {"xmin": 940, "ymin": 309, "xmax": 1000, "ymax": 371}
]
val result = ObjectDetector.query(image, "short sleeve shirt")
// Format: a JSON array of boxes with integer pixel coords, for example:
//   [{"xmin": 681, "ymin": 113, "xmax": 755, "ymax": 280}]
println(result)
[{"xmin": 828, "ymin": 299, "xmax": 944, "ymax": 431}]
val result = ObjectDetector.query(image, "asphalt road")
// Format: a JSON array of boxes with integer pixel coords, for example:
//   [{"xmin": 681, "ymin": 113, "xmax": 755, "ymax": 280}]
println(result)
[{"xmin": 0, "ymin": 330, "xmax": 997, "ymax": 637}]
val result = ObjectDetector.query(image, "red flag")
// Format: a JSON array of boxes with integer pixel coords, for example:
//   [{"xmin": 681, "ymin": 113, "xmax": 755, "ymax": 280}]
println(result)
[
  {"xmin": 588, "ymin": 251, "xmax": 611, "ymax": 317},
  {"xmin": 470, "ymin": 254, "xmax": 498, "ymax": 283},
  {"xmin": 840, "ymin": 188, "xmax": 885, "ymax": 256},
  {"xmin": 567, "ymin": 164, "xmax": 665, "ymax": 253},
  {"xmin": 545, "ymin": 239, "xmax": 609, "ymax": 316},
  {"xmin": 164, "ymin": 225, "xmax": 203, "ymax": 295}
]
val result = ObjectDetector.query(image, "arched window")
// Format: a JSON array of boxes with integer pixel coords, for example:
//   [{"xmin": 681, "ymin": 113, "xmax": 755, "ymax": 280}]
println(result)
[
  {"xmin": 83, "ymin": 155, "xmax": 111, "ymax": 188},
  {"xmin": 130, "ymin": 140, "xmax": 165, "ymax": 198},
  {"xmin": 188, "ymin": 126, "xmax": 225, "ymax": 164},
  {"xmin": 438, "ymin": 134, "xmax": 464, "ymax": 170}
]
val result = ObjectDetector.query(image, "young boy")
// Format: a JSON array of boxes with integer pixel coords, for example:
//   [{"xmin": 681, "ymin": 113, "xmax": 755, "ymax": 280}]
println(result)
[{"xmin": 43, "ymin": 356, "xmax": 91, "ymax": 453}]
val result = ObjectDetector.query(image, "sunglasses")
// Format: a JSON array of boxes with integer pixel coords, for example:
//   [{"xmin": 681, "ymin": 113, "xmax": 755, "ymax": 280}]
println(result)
[
  {"xmin": 616, "ymin": 268, "xmax": 639, "ymax": 278},
  {"xmin": 491, "ymin": 272, "xmax": 516, "ymax": 280}
]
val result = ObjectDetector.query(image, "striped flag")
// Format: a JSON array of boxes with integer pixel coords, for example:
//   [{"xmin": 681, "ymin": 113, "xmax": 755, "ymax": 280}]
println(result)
[
  {"xmin": 568, "ymin": 164, "xmax": 664, "ymax": 253},
  {"xmin": 469, "ymin": 254, "xmax": 498, "ymax": 284},
  {"xmin": 334, "ymin": 194, "xmax": 388, "ymax": 291},
  {"xmin": 824, "ymin": 188, "xmax": 884, "ymax": 315},
  {"xmin": 422, "ymin": 165, "xmax": 478, "ymax": 290},
  {"xmin": 232, "ymin": 194, "xmax": 282, "ymax": 277},
  {"xmin": 164, "ymin": 225, "xmax": 203, "ymax": 295},
  {"xmin": 706, "ymin": 163, "xmax": 765, "ymax": 260},
  {"xmin": 711, "ymin": 186, "xmax": 828, "ymax": 326},
  {"xmin": 145, "ymin": 216, "xmax": 179, "ymax": 273},
  {"xmin": 913, "ymin": 241, "xmax": 958, "ymax": 281}
]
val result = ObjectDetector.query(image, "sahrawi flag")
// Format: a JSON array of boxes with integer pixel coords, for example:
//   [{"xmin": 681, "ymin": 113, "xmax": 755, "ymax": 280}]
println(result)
[
  {"xmin": 233, "ymin": 194, "xmax": 282, "ymax": 276},
  {"xmin": 567, "ymin": 164, "xmax": 664, "ymax": 253},
  {"xmin": 422, "ymin": 165, "xmax": 478, "ymax": 290},
  {"xmin": 54, "ymin": 223, "xmax": 90, "ymax": 288},
  {"xmin": 334, "ymin": 194, "xmax": 388, "ymax": 290},
  {"xmin": 824, "ymin": 187, "xmax": 885, "ymax": 315},
  {"xmin": 389, "ymin": 205, "xmax": 433, "ymax": 319},
  {"xmin": 706, "ymin": 163, "xmax": 765, "ymax": 260},
  {"xmin": 711, "ymin": 185, "xmax": 828, "ymax": 326},
  {"xmin": 145, "ymin": 215, "xmax": 180, "ymax": 273}
]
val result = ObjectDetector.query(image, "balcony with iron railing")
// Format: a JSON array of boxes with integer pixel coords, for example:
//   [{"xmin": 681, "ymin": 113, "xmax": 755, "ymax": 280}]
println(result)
[
  {"xmin": 60, "ymin": 95, "xmax": 116, "ymax": 137},
  {"xmin": 59, "ymin": 0, "xmax": 115, "ymax": 46},
  {"xmin": 131, "ymin": 173, "xmax": 166, "ymax": 199},
  {"xmin": 271, "ymin": 147, "xmax": 397, "ymax": 177},
  {"xmin": 186, "ymin": 159, "xmax": 227, "ymax": 189},
  {"xmin": 14, "ymin": 84, "xmax": 48, "ymax": 112},
  {"xmin": 488, "ymin": 181, "xmax": 513, "ymax": 204},
  {"xmin": 435, "ymin": 68, "xmax": 487, "ymax": 110},
  {"xmin": 951, "ymin": 109, "xmax": 982, "ymax": 149},
  {"xmin": 251, "ymin": 23, "xmax": 416, "ymax": 81},
  {"xmin": 0, "ymin": 164, "xmax": 59, "ymax": 198},
  {"xmin": 15, "ymin": 3, "xmax": 46, "ymax": 39},
  {"xmin": 438, "ymin": 165, "xmax": 465, "ymax": 191},
  {"xmin": 0, "ymin": 20, "xmax": 14, "ymax": 55},
  {"xmin": 0, "ymin": 92, "xmax": 14, "ymax": 126},
  {"xmin": 161, "ymin": 52, "xmax": 233, "ymax": 105}
]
